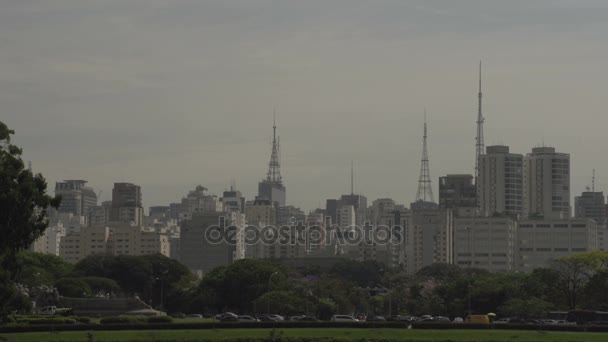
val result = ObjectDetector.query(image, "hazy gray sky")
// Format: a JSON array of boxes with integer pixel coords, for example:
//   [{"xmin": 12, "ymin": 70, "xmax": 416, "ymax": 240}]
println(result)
[{"xmin": 2, "ymin": 0, "xmax": 608, "ymax": 211}]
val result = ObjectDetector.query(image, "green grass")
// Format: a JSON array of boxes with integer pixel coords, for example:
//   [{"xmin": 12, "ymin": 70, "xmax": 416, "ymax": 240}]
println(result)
[{"xmin": 1, "ymin": 328, "xmax": 607, "ymax": 342}]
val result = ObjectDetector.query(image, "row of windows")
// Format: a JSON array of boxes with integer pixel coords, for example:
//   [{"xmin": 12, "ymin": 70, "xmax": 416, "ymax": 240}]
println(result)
[{"xmin": 520, "ymin": 247, "xmax": 587, "ymax": 252}]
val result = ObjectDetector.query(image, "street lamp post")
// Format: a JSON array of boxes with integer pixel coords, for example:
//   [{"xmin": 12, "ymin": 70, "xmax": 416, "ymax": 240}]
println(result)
[
  {"xmin": 156, "ymin": 277, "xmax": 164, "ymax": 311},
  {"xmin": 466, "ymin": 226, "xmax": 472, "ymax": 316},
  {"xmin": 267, "ymin": 271, "xmax": 279, "ymax": 313}
]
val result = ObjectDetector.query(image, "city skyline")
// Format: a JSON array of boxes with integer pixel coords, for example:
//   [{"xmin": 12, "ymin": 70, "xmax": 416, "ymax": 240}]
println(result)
[{"xmin": 2, "ymin": 1, "xmax": 608, "ymax": 211}]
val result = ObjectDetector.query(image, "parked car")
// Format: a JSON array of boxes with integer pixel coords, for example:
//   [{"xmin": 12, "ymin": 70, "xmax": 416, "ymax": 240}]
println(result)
[
  {"xmin": 367, "ymin": 316, "xmax": 387, "ymax": 322},
  {"xmin": 39, "ymin": 306, "xmax": 57, "ymax": 315},
  {"xmin": 433, "ymin": 316, "xmax": 450, "ymax": 323},
  {"xmin": 287, "ymin": 315, "xmax": 304, "ymax": 321},
  {"xmin": 452, "ymin": 317, "xmax": 464, "ymax": 323},
  {"xmin": 268, "ymin": 314, "xmax": 285, "ymax": 321},
  {"xmin": 493, "ymin": 317, "xmax": 509, "ymax": 324},
  {"xmin": 238, "ymin": 315, "xmax": 259, "ymax": 322},
  {"xmin": 330, "ymin": 315, "xmax": 359, "ymax": 322},
  {"xmin": 257, "ymin": 315, "xmax": 279, "ymax": 322},
  {"xmin": 297, "ymin": 316, "xmax": 319, "ymax": 322}
]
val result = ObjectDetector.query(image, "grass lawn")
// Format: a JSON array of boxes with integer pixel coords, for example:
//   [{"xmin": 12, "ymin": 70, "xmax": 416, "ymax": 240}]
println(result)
[{"xmin": 1, "ymin": 328, "xmax": 606, "ymax": 342}]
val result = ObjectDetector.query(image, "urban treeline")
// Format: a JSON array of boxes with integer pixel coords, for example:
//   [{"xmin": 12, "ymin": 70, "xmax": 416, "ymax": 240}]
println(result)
[{"xmin": 8, "ymin": 251, "xmax": 608, "ymax": 320}]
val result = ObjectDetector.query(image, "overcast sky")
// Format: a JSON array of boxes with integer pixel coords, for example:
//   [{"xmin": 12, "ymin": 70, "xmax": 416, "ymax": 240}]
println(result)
[{"xmin": 2, "ymin": 1, "xmax": 608, "ymax": 211}]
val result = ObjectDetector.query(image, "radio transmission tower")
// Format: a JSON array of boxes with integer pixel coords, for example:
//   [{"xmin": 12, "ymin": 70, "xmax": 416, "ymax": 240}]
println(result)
[{"xmin": 416, "ymin": 111, "xmax": 434, "ymax": 202}]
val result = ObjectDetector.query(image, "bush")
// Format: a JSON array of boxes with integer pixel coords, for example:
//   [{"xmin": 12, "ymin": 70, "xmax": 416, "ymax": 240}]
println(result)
[
  {"xmin": 147, "ymin": 316, "xmax": 173, "ymax": 324},
  {"xmin": 24, "ymin": 317, "xmax": 76, "ymax": 325},
  {"xmin": 100, "ymin": 316, "xmax": 147, "ymax": 324},
  {"xmin": 71, "ymin": 316, "xmax": 92, "ymax": 324}
]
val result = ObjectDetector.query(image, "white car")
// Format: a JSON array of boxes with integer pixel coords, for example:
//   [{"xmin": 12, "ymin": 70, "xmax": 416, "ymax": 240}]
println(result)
[
  {"xmin": 330, "ymin": 315, "xmax": 359, "ymax": 322},
  {"xmin": 39, "ymin": 306, "xmax": 57, "ymax": 315}
]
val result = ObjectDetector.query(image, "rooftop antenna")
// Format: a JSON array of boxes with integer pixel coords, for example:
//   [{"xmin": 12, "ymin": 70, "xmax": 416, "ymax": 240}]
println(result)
[
  {"xmin": 592, "ymin": 169, "xmax": 596, "ymax": 192},
  {"xmin": 350, "ymin": 160, "xmax": 354, "ymax": 196},
  {"xmin": 475, "ymin": 61, "xmax": 484, "ymax": 209},
  {"xmin": 265, "ymin": 109, "xmax": 282, "ymax": 183},
  {"xmin": 416, "ymin": 109, "xmax": 434, "ymax": 202}
]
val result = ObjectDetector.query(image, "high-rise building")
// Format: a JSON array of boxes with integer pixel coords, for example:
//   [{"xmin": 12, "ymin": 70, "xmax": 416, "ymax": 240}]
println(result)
[
  {"xmin": 438, "ymin": 174, "xmax": 477, "ymax": 209},
  {"xmin": 258, "ymin": 116, "xmax": 286, "ymax": 207},
  {"xmin": 277, "ymin": 206, "xmax": 305, "ymax": 226},
  {"xmin": 575, "ymin": 191, "xmax": 606, "ymax": 225},
  {"xmin": 523, "ymin": 147, "xmax": 570, "ymax": 219},
  {"xmin": 222, "ymin": 187, "xmax": 246, "ymax": 213},
  {"xmin": 110, "ymin": 182, "xmax": 143, "ymax": 226},
  {"xmin": 180, "ymin": 212, "xmax": 236, "ymax": 276},
  {"xmin": 408, "ymin": 202, "xmax": 453, "ymax": 273},
  {"xmin": 477, "ymin": 145, "xmax": 523, "ymax": 217},
  {"xmin": 55, "ymin": 180, "xmax": 97, "ymax": 217}
]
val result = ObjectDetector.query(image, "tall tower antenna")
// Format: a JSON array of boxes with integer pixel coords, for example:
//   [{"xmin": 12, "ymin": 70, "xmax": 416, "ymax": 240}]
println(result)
[
  {"xmin": 475, "ymin": 61, "xmax": 485, "ymax": 208},
  {"xmin": 416, "ymin": 110, "xmax": 434, "ymax": 202},
  {"xmin": 350, "ymin": 160, "xmax": 354, "ymax": 196},
  {"xmin": 266, "ymin": 110, "xmax": 282, "ymax": 183},
  {"xmin": 592, "ymin": 169, "xmax": 596, "ymax": 192}
]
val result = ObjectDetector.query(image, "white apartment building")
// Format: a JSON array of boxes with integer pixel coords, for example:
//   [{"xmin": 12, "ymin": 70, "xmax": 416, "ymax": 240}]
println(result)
[
  {"xmin": 523, "ymin": 147, "xmax": 570, "ymax": 219},
  {"xmin": 478, "ymin": 145, "xmax": 523, "ymax": 217},
  {"xmin": 59, "ymin": 224, "xmax": 170, "ymax": 263},
  {"xmin": 454, "ymin": 217, "xmax": 517, "ymax": 272},
  {"xmin": 516, "ymin": 218, "xmax": 597, "ymax": 272}
]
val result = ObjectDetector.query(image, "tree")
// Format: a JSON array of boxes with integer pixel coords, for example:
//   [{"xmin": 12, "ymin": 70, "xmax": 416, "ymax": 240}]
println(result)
[
  {"xmin": 253, "ymin": 290, "xmax": 307, "ymax": 315},
  {"xmin": 0, "ymin": 121, "xmax": 60, "ymax": 317},
  {"xmin": 55, "ymin": 278, "xmax": 92, "ymax": 298},
  {"xmin": 552, "ymin": 252, "xmax": 606, "ymax": 309}
]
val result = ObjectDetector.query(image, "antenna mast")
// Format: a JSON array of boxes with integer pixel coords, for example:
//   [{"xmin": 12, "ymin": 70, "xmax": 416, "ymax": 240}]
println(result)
[
  {"xmin": 475, "ymin": 61, "xmax": 485, "ymax": 209},
  {"xmin": 416, "ymin": 110, "xmax": 434, "ymax": 202}
]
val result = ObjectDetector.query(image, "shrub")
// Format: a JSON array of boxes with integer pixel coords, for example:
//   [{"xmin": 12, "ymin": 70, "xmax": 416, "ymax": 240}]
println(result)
[
  {"xmin": 147, "ymin": 316, "xmax": 173, "ymax": 324},
  {"xmin": 25, "ymin": 317, "xmax": 76, "ymax": 325},
  {"xmin": 100, "ymin": 316, "xmax": 148, "ymax": 324},
  {"xmin": 71, "ymin": 316, "xmax": 92, "ymax": 324}
]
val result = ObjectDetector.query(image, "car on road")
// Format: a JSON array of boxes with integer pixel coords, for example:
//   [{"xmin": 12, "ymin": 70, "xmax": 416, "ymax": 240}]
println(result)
[
  {"xmin": 452, "ymin": 317, "xmax": 464, "ymax": 323},
  {"xmin": 433, "ymin": 316, "xmax": 451, "ymax": 323},
  {"xmin": 257, "ymin": 315, "xmax": 279, "ymax": 322},
  {"xmin": 297, "ymin": 316, "xmax": 319, "ymax": 322},
  {"xmin": 187, "ymin": 314, "xmax": 203, "ymax": 319},
  {"xmin": 330, "ymin": 315, "xmax": 359, "ymax": 322}
]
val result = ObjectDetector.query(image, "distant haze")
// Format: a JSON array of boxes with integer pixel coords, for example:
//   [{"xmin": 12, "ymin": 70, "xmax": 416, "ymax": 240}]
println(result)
[{"xmin": 2, "ymin": 1, "xmax": 607, "ymax": 211}]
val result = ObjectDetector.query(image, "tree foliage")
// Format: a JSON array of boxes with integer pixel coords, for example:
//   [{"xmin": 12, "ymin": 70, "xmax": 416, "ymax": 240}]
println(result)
[{"xmin": 0, "ymin": 121, "xmax": 60, "ymax": 317}]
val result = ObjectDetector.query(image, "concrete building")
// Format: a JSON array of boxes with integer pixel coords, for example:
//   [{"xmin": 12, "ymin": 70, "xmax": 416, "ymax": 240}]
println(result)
[
  {"xmin": 478, "ymin": 146, "xmax": 524, "ymax": 217},
  {"xmin": 30, "ymin": 224, "xmax": 66, "ymax": 256},
  {"xmin": 258, "ymin": 180, "xmax": 286, "ymax": 208},
  {"xmin": 88, "ymin": 205, "xmax": 108, "ymax": 227},
  {"xmin": 222, "ymin": 187, "xmax": 246, "ymax": 213},
  {"xmin": 438, "ymin": 174, "xmax": 477, "ymax": 209},
  {"xmin": 60, "ymin": 226, "xmax": 110, "ymax": 263},
  {"xmin": 55, "ymin": 180, "xmax": 97, "ymax": 217},
  {"xmin": 454, "ymin": 217, "xmax": 517, "ymax": 272},
  {"xmin": 408, "ymin": 202, "xmax": 453, "ymax": 273},
  {"xmin": 277, "ymin": 205, "xmax": 305, "ymax": 226},
  {"xmin": 59, "ymin": 224, "xmax": 170, "ymax": 263},
  {"xmin": 180, "ymin": 212, "xmax": 236, "ymax": 276},
  {"xmin": 516, "ymin": 218, "xmax": 597, "ymax": 272},
  {"xmin": 523, "ymin": 147, "xmax": 570, "ymax": 219},
  {"xmin": 149, "ymin": 206, "xmax": 171, "ymax": 219},
  {"xmin": 575, "ymin": 191, "xmax": 606, "ymax": 225},
  {"xmin": 337, "ymin": 205, "xmax": 356, "ymax": 228},
  {"xmin": 110, "ymin": 182, "xmax": 143, "ymax": 226}
]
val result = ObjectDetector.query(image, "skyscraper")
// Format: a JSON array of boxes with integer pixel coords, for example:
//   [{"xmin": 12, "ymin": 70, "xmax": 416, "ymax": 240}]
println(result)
[
  {"xmin": 523, "ymin": 147, "xmax": 570, "ymax": 219},
  {"xmin": 575, "ymin": 191, "xmax": 606, "ymax": 225},
  {"xmin": 258, "ymin": 115, "xmax": 286, "ymax": 207},
  {"xmin": 55, "ymin": 180, "xmax": 97, "ymax": 217},
  {"xmin": 110, "ymin": 182, "xmax": 143, "ymax": 226},
  {"xmin": 478, "ymin": 145, "xmax": 523, "ymax": 217},
  {"xmin": 438, "ymin": 174, "xmax": 476, "ymax": 209}
]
